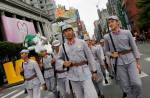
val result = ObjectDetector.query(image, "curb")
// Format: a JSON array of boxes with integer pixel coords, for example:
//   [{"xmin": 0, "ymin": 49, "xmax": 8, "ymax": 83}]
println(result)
[{"xmin": 0, "ymin": 81, "xmax": 24, "ymax": 92}]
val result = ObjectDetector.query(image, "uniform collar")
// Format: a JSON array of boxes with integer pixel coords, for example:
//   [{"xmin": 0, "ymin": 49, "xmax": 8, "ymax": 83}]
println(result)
[
  {"xmin": 24, "ymin": 59, "xmax": 30, "ymax": 64},
  {"xmin": 67, "ymin": 38, "xmax": 75, "ymax": 45},
  {"xmin": 112, "ymin": 29, "xmax": 121, "ymax": 35}
]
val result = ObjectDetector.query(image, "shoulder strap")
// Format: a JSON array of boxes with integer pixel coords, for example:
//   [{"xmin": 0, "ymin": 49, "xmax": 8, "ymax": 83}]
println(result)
[
  {"xmin": 62, "ymin": 43, "xmax": 69, "ymax": 61},
  {"xmin": 41, "ymin": 57, "xmax": 43, "ymax": 63},
  {"xmin": 109, "ymin": 33, "xmax": 117, "ymax": 51},
  {"xmin": 22, "ymin": 62, "xmax": 24, "ymax": 70},
  {"xmin": 21, "ymin": 62, "xmax": 25, "ymax": 77},
  {"xmin": 50, "ymin": 53, "xmax": 53, "ymax": 58}
]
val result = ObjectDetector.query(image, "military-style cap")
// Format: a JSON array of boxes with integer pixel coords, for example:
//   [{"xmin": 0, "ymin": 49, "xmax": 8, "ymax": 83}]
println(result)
[
  {"xmin": 62, "ymin": 24, "xmax": 73, "ymax": 32},
  {"xmin": 52, "ymin": 40, "xmax": 61, "ymax": 47},
  {"xmin": 39, "ymin": 47, "xmax": 47, "ymax": 52},
  {"xmin": 108, "ymin": 15, "xmax": 119, "ymax": 21},
  {"xmin": 20, "ymin": 49, "xmax": 29, "ymax": 54},
  {"xmin": 100, "ymin": 39, "xmax": 104, "ymax": 42}
]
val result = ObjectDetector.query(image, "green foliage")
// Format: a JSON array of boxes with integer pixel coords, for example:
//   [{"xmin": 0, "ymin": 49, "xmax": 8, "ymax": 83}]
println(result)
[
  {"xmin": 136, "ymin": 0, "xmax": 150, "ymax": 28},
  {"xmin": 0, "ymin": 41, "xmax": 26, "ymax": 61}
]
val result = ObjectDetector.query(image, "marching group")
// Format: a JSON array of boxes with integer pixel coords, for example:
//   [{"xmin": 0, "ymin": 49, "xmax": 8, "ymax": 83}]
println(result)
[{"xmin": 20, "ymin": 15, "xmax": 142, "ymax": 98}]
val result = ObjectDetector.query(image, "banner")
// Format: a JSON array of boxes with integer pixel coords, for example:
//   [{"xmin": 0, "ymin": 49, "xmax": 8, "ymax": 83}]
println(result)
[{"xmin": 1, "ymin": 16, "xmax": 36, "ymax": 43}]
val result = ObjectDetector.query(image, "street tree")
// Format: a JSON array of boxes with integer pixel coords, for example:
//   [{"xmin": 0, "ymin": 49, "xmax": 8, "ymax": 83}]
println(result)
[{"xmin": 136, "ymin": 0, "xmax": 150, "ymax": 29}]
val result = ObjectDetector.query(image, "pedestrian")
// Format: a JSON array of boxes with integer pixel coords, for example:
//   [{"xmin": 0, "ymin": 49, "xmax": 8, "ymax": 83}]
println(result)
[
  {"xmin": 52, "ymin": 40, "xmax": 69, "ymax": 98},
  {"xmin": 58, "ymin": 24, "xmax": 98, "ymax": 98},
  {"xmin": 86, "ymin": 39, "xmax": 105, "ymax": 98},
  {"xmin": 104, "ymin": 15, "xmax": 142, "ymax": 98},
  {"xmin": 20, "ymin": 49, "xmax": 46, "ymax": 98},
  {"xmin": 39, "ymin": 48, "xmax": 55, "ymax": 92}
]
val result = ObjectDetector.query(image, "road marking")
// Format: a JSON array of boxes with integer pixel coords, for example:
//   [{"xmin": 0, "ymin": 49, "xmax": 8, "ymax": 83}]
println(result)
[
  {"xmin": 1, "ymin": 90, "xmax": 18, "ymax": 98},
  {"xmin": 25, "ymin": 96, "xmax": 30, "ymax": 98},
  {"xmin": 144, "ymin": 57, "xmax": 150, "ymax": 62},
  {"xmin": 139, "ymin": 71, "xmax": 149, "ymax": 78},
  {"xmin": 11, "ymin": 90, "xmax": 24, "ymax": 98},
  {"xmin": 0, "ymin": 93, "xmax": 4, "ymax": 97},
  {"xmin": 102, "ymin": 71, "xmax": 148, "ymax": 86},
  {"xmin": 8, "ymin": 84, "xmax": 24, "ymax": 90}
]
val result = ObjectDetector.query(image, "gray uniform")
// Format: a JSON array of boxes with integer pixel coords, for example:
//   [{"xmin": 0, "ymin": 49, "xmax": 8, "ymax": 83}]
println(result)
[
  {"xmin": 90, "ymin": 45, "xmax": 104, "ymax": 95},
  {"xmin": 102, "ymin": 45, "xmax": 114, "ymax": 78},
  {"xmin": 58, "ymin": 38, "xmax": 98, "ymax": 98},
  {"xmin": 42, "ymin": 55, "xmax": 55, "ymax": 91},
  {"xmin": 53, "ymin": 50, "xmax": 69, "ymax": 98},
  {"xmin": 22, "ymin": 59, "xmax": 45, "ymax": 98},
  {"xmin": 104, "ymin": 29, "xmax": 142, "ymax": 98}
]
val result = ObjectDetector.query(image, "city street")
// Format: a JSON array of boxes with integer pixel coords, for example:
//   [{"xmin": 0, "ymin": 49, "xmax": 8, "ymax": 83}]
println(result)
[
  {"xmin": 0, "ymin": 42, "xmax": 150, "ymax": 98},
  {"xmin": 0, "ymin": 0, "xmax": 149, "ymax": 98}
]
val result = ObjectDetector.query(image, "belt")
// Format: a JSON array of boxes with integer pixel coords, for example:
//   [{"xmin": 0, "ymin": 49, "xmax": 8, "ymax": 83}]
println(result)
[
  {"xmin": 118, "ymin": 49, "xmax": 132, "ymax": 55},
  {"xmin": 25, "ymin": 74, "xmax": 36, "ymax": 81},
  {"xmin": 56, "ymin": 70, "xmax": 67, "ymax": 73},
  {"xmin": 44, "ymin": 67, "xmax": 53, "ymax": 71},
  {"xmin": 72, "ymin": 61, "xmax": 88, "ymax": 67}
]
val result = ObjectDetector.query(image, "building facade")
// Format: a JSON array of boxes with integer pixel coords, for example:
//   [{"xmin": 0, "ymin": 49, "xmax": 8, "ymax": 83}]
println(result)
[
  {"xmin": 99, "ymin": 9, "xmax": 109, "ymax": 35},
  {"xmin": 106, "ymin": 0, "xmax": 131, "ymax": 30},
  {"xmin": 94, "ymin": 20, "xmax": 103, "ymax": 41},
  {"xmin": 0, "ymin": 0, "xmax": 56, "ymax": 85},
  {"xmin": 0, "ymin": 0, "xmax": 56, "ymax": 42},
  {"xmin": 122, "ymin": 0, "xmax": 140, "ymax": 32},
  {"xmin": 54, "ymin": 5, "xmax": 86, "ymax": 39}
]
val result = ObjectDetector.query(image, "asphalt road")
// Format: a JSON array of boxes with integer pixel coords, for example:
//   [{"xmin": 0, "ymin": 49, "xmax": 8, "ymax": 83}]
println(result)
[{"xmin": 0, "ymin": 43, "xmax": 150, "ymax": 98}]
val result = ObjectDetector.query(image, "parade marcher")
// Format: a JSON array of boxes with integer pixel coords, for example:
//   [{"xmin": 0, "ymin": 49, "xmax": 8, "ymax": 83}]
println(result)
[
  {"xmin": 86, "ymin": 39, "xmax": 105, "ymax": 98},
  {"xmin": 100, "ymin": 39, "xmax": 114, "ymax": 79},
  {"xmin": 52, "ymin": 40, "xmax": 69, "ymax": 98},
  {"xmin": 20, "ymin": 49, "xmax": 46, "ymax": 98},
  {"xmin": 94, "ymin": 39, "xmax": 109, "ymax": 84},
  {"xmin": 39, "ymin": 48, "xmax": 55, "ymax": 92},
  {"xmin": 58, "ymin": 24, "xmax": 98, "ymax": 98},
  {"xmin": 104, "ymin": 15, "xmax": 142, "ymax": 98}
]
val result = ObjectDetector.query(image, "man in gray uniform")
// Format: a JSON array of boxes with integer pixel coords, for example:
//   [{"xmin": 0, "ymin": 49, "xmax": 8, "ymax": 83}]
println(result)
[
  {"xmin": 100, "ymin": 39, "xmax": 114, "ymax": 79},
  {"xmin": 20, "ymin": 49, "xmax": 46, "ymax": 98},
  {"xmin": 104, "ymin": 15, "xmax": 142, "ymax": 98},
  {"xmin": 52, "ymin": 40, "xmax": 69, "ymax": 98},
  {"xmin": 86, "ymin": 39, "xmax": 105, "ymax": 98},
  {"xmin": 40, "ymin": 48, "xmax": 55, "ymax": 92},
  {"xmin": 58, "ymin": 24, "xmax": 98, "ymax": 98}
]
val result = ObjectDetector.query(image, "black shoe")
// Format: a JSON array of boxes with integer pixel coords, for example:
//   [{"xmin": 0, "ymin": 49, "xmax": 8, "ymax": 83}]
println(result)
[
  {"xmin": 24, "ymin": 89, "xmax": 27, "ymax": 94},
  {"xmin": 122, "ymin": 92, "xmax": 127, "ymax": 98},
  {"xmin": 109, "ymin": 75, "xmax": 114, "ymax": 79},
  {"xmin": 104, "ymin": 79, "xmax": 108, "ymax": 84},
  {"xmin": 100, "ymin": 95, "xmax": 105, "ymax": 98}
]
